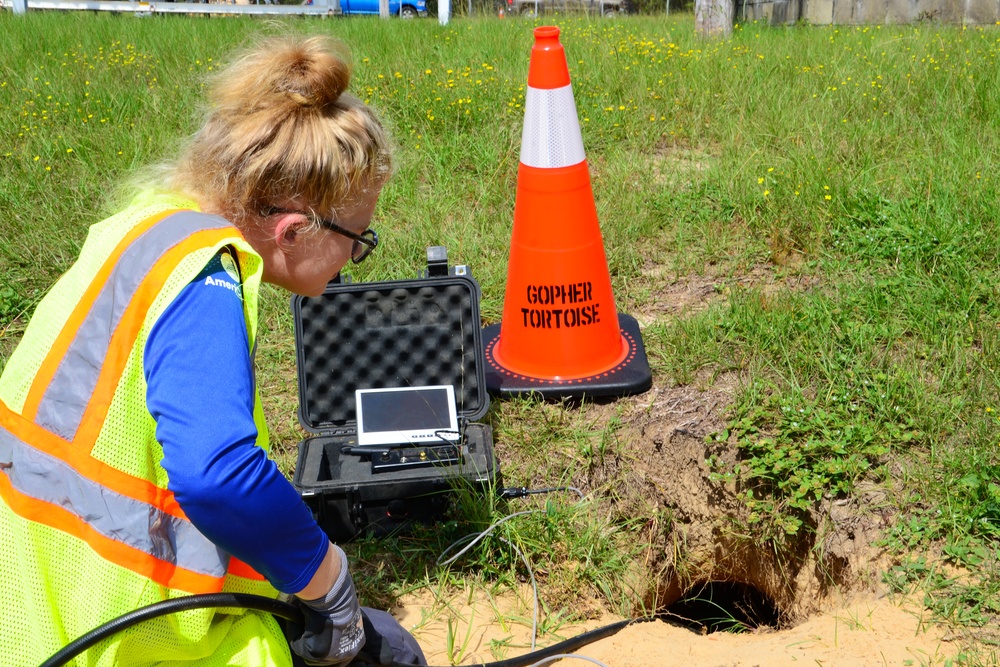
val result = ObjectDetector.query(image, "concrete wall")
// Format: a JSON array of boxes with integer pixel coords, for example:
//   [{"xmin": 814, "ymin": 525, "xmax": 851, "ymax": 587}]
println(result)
[{"xmin": 740, "ymin": 0, "xmax": 1000, "ymax": 24}]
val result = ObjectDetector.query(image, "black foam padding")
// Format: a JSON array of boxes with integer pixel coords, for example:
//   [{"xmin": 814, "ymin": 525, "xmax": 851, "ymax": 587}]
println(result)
[
  {"xmin": 482, "ymin": 313, "xmax": 653, "ymax": 399},
  {"xmin": 293, "ymin": 275, "xmax": 488, "ymax": 432}
]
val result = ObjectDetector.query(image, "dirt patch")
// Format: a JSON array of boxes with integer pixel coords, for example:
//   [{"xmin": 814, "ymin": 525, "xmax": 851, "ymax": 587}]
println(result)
[
  {"xmin": 610, "ymin": 374, "xmax": 899, "ymax": 624},
  {"xmin": 632, "ymin": 273, "xmax": 723, "ymax": 327},
  {"xmin": 633, "ymin": 264, "xmax": 821, "ymax": 328},
  {"xmin": 611, "ymin": 262, "xmax": 887, "ymax": 628},
  {"xmin": 394, "ymin": 587, "xmax": 953, "ymax": 667},
  {"xmin": 648, "ymin": 144, "xmax": 715, "ymax": 191}
]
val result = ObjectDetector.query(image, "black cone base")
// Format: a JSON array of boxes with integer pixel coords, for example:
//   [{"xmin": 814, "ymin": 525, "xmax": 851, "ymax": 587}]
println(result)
[{"xmin": 482, "ymin": 313, "xmax": 652, "ymax": 400}]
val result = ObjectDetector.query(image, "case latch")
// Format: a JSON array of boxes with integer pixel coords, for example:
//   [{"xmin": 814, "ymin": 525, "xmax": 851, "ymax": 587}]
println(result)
[
  {"xmin": 425, "ymin": 246, "xmax": 449, "ymax": 277},
  {"xmin": 424, "ymin": 245, "xmax": 470, "ymax": 278}
]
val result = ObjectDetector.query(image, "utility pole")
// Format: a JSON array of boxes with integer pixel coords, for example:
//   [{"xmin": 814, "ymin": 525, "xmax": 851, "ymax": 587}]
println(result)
[{"xmin": 695, "ymin": 0, "xmax": 733, "ymax": 36}]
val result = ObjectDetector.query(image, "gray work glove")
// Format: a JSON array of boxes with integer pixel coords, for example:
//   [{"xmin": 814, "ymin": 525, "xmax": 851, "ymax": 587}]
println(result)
[
  {"xmin": 288, "ymin": 546, "xmax": 366, "ymax": 667},
  {"xmin": 353, "ymin": 608, "xmax": 427, "ymax": 666}
]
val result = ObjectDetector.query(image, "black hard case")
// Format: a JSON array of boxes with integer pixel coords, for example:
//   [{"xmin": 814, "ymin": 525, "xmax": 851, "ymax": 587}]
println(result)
[{"xmin": 291, "ymin": 254, "xmax": 497, "ymax": 542}]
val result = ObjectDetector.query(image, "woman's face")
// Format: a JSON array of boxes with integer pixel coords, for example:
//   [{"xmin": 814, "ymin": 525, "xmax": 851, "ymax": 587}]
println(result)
[{"xmin": 264, "ymin": 186, "xmax": 382, "ymax": 297}]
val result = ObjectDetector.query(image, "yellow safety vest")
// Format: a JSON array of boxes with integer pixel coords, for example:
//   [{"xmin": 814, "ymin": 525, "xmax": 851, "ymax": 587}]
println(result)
[{"xmin": 0, "ymin": 192, "xmax": 290, "ymax": 667}]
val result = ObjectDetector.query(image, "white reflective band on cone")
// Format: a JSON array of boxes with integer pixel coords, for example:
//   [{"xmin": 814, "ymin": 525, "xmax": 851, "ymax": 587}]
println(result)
[{"xmin": 520, "ymin": 85, "xmax": 586, "ymax": 169}]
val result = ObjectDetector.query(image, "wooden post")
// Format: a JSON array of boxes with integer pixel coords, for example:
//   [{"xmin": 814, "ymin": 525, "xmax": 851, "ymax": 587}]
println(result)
[{"xmin": 379, "ymin": 0, "xmax": 389, "ymax": 17}]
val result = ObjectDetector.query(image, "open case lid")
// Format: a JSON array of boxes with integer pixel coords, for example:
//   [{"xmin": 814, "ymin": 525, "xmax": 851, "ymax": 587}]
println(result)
[{"xmin": 291, "ymin": 268, "xmax": 489, "ymax": 434}]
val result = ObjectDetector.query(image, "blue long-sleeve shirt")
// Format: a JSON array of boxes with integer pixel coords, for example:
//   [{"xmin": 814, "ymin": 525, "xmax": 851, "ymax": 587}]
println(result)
[{"xmin": 144, "ymin": 251, "xmax": 328, "ymax": 594}]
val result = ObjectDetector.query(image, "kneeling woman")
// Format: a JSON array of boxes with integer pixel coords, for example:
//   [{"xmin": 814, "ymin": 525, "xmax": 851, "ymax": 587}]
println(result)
[{"xmin": 0, "ymin": 34, "xmax": 423, "ymax": 667}]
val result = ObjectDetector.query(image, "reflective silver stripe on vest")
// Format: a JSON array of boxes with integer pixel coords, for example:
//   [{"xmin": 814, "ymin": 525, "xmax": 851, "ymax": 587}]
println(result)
[
  {"xmin": 0, "ymin": 424, "xmax": 229, "ymax": 578},
  {"xmin": 35, "ymin": 211, "xmax": 234, "ymax": 441},
  {"xmin": 520, "ymin": 84, "xmax": 586, "ymax": 169}
]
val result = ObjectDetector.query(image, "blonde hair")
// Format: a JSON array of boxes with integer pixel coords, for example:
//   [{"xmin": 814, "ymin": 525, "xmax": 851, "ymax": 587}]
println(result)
[{"xmin": 168, "ymin": 35, "xmax": 393, "ymax": 226}]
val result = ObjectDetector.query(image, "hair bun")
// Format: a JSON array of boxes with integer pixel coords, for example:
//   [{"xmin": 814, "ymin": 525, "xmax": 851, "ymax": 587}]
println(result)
[
  {"xmin": 275, "ymin": 38, "xmax": 351, "ymax": 111},
  {"xmin": 210, "ymin": 35, "xmax": 352, "ymax": 115}
]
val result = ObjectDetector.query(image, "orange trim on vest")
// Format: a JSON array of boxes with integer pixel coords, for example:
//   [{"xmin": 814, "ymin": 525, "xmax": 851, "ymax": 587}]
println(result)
[
  {"xmin": 228, "ymin": 557, "xmax": 267, "ymax": 581},
  {"xmin": 0, "ymin": 472, "xmax": 225, "ymax": 594},
  {"xmin": 74, "ymin": 227, "xmax": 240, "ymax": 452},
  {"xmin": 0, "ymin": 399, "xmax": 187, "ymax": 518},
  {"xmin": 21, "ymin": 209, "xmax": 182, "ymax": 421}
]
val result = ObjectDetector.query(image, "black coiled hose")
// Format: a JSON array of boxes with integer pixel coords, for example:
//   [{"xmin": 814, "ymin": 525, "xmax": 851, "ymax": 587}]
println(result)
[
  {"xmin": 39, "ymin": 593, "xmax": 642, "ymax": 667},
  {"xmin": 39, "ymin": 594, "xmax": 301, "ymax": 667}
]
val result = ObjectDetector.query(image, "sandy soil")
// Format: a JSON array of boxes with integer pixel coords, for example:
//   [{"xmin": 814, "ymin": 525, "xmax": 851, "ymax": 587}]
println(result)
[{"xmin": 394, "ymin": 588, "xmax": 954, "ymax": 666}]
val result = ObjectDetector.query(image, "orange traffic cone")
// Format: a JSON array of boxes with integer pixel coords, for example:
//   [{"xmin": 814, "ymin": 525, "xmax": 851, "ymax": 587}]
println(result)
[{"xmin": 483, "ymin": 26, "xmax": 651, "ymax": 399}]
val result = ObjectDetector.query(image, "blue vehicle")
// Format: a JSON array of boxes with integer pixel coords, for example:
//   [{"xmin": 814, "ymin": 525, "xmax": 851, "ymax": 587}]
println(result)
[{"xmin": 306, "ymin": 0, "xmax": 427, "ymax": 16}]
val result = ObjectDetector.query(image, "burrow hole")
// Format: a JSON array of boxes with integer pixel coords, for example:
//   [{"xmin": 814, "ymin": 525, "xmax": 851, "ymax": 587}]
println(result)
[{"xmin": 661, "ymin": 581, "xmax": 782, "ymax": 634}]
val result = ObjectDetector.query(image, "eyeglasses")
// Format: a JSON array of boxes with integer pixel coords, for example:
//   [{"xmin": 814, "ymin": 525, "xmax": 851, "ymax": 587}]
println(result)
[{"xmin": 266, "ymin": 207, "xmax": 379, "ymax": 264}]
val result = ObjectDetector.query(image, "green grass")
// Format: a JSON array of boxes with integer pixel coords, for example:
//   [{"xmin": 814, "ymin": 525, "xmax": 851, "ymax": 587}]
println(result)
[{"xmin": 4, "ymin": 10, "xmax": 1000, "ymax": 663}]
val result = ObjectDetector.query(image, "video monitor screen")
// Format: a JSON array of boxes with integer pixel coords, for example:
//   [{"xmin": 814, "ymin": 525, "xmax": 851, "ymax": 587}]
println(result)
[{"xmin": 355, "ymin": 385, "xmax": 459, "ymax": 447}]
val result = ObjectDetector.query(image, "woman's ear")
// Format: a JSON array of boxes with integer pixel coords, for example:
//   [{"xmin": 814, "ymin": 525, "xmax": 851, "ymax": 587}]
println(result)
[{"xmin": 272, "ymin": 214, "xmax": 308, "ymax": 252}]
